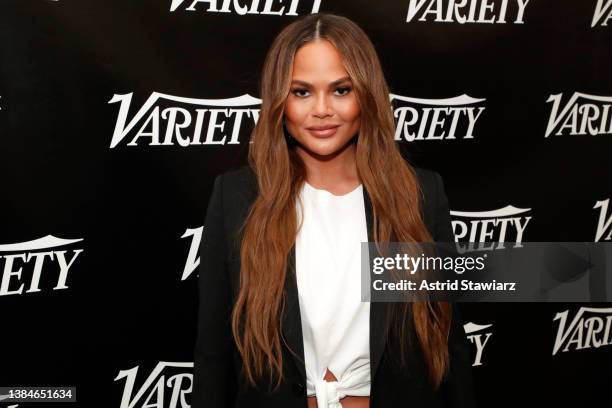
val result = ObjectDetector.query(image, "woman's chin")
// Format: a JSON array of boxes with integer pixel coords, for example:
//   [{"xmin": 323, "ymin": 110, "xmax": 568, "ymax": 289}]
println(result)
[
  {"xmin": 296, "ymin": 135, "xmax": 356, "ymax": 159},
  {"xmin": 300, "ymin": 142, "xmax": 345, "ymax": 159}
]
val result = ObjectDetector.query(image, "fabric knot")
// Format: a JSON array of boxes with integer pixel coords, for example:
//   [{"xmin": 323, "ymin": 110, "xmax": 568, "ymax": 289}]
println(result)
[{"xmin": 314, "ymin": 378, "xmax": 345, "ymax": 408}]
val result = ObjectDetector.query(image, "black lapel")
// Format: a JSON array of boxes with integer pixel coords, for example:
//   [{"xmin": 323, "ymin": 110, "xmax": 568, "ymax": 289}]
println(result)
[
  {"xmin": 280, "ymin": 244, "xmax": 307, "ymax": 383},
  {"xmin": 363, "ymin": 187, "xmax": 389, "ymax": 382},
  {"xmin": 280, "ymin": 186, "xmax": 389, "ymax": 385}
]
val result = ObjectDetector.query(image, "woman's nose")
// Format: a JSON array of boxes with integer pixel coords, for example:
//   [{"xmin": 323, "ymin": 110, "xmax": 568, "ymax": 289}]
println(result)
[{"xmin": 313, "ymin": 94, "xmax": 332, "ymax": 117}]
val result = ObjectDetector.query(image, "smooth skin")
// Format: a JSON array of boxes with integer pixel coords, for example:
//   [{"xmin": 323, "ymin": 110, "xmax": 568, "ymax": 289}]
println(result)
[
  {"xmin": 284, "ymin": 39, "xmax": 362, "ymax": 197},
  {"xmin": 284, "ymin": 40, "xmax": 369, "ymax": 408}
]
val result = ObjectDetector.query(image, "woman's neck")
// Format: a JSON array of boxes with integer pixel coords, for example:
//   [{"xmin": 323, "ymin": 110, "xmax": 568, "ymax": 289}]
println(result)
[{"xmin": 296, "ymin": 142, "xmax": 361, "ymax": 196}]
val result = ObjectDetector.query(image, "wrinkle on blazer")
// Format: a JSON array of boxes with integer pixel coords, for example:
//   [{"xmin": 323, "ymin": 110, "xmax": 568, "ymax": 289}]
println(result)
[{"xmin": 192, "ymin": 165, "xmax": 476, "ymax": 408}]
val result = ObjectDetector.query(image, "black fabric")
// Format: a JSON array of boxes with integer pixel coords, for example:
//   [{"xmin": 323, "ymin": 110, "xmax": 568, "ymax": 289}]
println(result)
[{"xmin": 192, "ymin": 165, "xmax": 476, "ymax": 408}]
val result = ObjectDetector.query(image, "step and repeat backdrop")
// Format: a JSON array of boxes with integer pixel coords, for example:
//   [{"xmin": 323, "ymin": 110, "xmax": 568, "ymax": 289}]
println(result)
[{"xmin": 1, "ymin": 0, "xmax": 611, "ymax": 407}]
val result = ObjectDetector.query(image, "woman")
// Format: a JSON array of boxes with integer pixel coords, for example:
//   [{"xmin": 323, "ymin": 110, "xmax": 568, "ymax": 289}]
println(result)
[{"xmin": 192, "ymin": 13, "xmax": 475, "ymax": 408}]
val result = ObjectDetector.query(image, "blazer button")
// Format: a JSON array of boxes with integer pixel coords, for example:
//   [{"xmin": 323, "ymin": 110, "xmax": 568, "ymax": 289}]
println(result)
[{"xmin": 292, "ymin": 382, "xmax": 305, "ymax": 397}]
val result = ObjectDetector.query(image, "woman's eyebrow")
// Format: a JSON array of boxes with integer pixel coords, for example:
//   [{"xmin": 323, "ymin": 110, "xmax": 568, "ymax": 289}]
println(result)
[{"xmin": 290, "ymin": 76, "xmax": 352, "ymax": 87}]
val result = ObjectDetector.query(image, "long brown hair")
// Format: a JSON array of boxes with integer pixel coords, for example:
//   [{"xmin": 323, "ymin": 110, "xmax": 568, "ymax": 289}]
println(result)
[{"xmin": 231, "ymin": 13, "xmax": 452, "ymax": 390}]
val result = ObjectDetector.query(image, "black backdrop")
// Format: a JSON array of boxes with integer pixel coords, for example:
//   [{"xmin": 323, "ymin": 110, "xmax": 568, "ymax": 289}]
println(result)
[{"xmin": 1, "ymin": 1, "xmax": 612, "ymax": 407}]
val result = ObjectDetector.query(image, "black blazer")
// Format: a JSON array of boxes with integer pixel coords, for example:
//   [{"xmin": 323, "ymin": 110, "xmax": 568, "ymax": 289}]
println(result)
[{"xmin": 192, "ymin": 165, "xmax": 476, "ymax": 408}]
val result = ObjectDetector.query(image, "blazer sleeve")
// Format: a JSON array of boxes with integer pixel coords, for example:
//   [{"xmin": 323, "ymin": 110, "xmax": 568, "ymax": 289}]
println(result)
[
  {"xmin": 432, "ymin": 172, "xmax": 477, "ymax": 408},
  {"xmin": 192, "ymin": 174, "xmax": 237, "ymax": 408}
]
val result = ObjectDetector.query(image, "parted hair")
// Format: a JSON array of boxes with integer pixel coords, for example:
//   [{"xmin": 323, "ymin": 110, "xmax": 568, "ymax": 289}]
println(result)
[{"xmin": 230, "ymin": 13, "xmax": 452, "ymax": 391}]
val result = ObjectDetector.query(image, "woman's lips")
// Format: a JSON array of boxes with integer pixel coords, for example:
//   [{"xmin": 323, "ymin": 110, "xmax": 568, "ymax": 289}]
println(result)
[{"xmin": 307, "ymin": 125, "xmax": 340, "ymax": 138}]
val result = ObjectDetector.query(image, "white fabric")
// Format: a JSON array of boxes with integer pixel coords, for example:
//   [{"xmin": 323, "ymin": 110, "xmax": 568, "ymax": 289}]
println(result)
[{"xmin": 295, "ymin": 181, "xmax": 371, "ymax": 408}]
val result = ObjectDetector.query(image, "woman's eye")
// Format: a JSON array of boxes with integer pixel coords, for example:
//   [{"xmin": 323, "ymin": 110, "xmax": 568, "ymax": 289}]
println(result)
[
  {"xmin": 291, "ymin": 87, "xmax": 352, "ymax": 98},
  {"xmin": 292, "ymin": 89, "xmax": 310, "ymax": 97},
  {"xmin": 335, "ymin": 87, "xmax": 352, "ymax": 96}
]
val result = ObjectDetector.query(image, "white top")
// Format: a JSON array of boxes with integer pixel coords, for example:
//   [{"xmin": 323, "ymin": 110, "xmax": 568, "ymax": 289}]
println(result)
[{"xmin": 295, "ymin": 181, "xmax": 371, "ymax": 408}]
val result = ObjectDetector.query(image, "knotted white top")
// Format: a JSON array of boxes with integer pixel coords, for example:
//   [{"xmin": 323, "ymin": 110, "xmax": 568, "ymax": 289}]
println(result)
[{"xmin": 295, "ymin": 181, "xmax": 371, "ymax": 408}]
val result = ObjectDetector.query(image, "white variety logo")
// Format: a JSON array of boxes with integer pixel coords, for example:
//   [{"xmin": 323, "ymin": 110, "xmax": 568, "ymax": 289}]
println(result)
[
  {"xmin": 108, "ymin": 93, "xmax": 261, "ymax": 148},
  {"xmin": 406, "ymin": 0, "xmax": 531, "ymax": 24},
  {"xmin": 592, "ymin": 0, "xmax": 612, "ymax": 27},
  {"xmin": 545, "ymin": 92, "xmax": 612, "ymax": 137},
  {"xmin": 181, "ymin": 227, "xmax": 203, "ymax": 281},
  {"xmin": 553, "ymin": 307, "xmax": 612, "ymax": 355},
  {"xmin": 594, "ymin": 199, "xmax": 612, "ymax": 242},
  {"xmin": 451, "ymin": 205, "xmax": 532, "ymax": 252},
  {"xmin": 115, "ymin": 362, "xmax": 193, "ymax": 408},
  {"xmin": 464, "ymin": 322, "xmax": 493, "ymax": 366},
  {"xmin": 0, "ymin": 235, "xmax": 84, "ymax": 297},
  {"xmin": 169, "ymin": 0, "xmax": 322, "ymax": 14},
  {"xmin": 390, "ymin": 94, "xmax": 485, "ymax": 141}
]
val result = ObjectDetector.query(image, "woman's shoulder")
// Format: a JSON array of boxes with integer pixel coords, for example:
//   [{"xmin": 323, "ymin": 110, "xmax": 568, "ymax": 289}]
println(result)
[
  {"xmin": 411, "ymin": 166, "xmax": 447, "ymax": 203},
  {"xmin": 412, "ymin": 166, "xmax": 442, "ymax": 189},
  {"xmin": 211, "ymin": 166, "xmax": 259, "ymax": 219},
  {"xmin": 216, "ymin": 165, "xmax": 257, "ymax": 190},
  {"xmin": 411, "ymin": 166, "xmax": 454, "ymax": 242}
]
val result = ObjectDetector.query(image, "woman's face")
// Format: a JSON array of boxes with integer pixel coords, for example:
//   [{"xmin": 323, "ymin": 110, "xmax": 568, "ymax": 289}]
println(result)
[{"xmin": 284, "ymin": 39, "xmax": 361, "ymax": 159}]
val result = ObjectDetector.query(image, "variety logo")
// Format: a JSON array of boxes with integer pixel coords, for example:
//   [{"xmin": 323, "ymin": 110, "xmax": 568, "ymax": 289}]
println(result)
[
  {"xmin": 552, "ymin": 307, "xmax": 612, "ymax": 355},
  {"xmin": 115, "ymin": 362, "xmax": 193, "ymax": 408},
  {"xmin": 169, "ymin": 0, "xmax": 322, "ymax": 14},
  {"xmin": 592, "ymin": 0, "xmax": 612, "ymax": 27},
  {"xmin": 181, "ymin": 226, "xmax": 203, "ymax": 281},
  {"xmin": 464, "ymin": 322, "xmax": 493, "ymax": 366},
  {"xmin": 108, "ymin": 93, "xmax": 261, "ymax": 148},
  {"xmin": 406, "ymin": 0, "xmax": 531, "ymax": 24},
  {"xmin": 0, "ymin": 235, "xmax": 84, "ymax": 297},
  {"xmin": 545, "ymin": 92, "xmax": 612, "ymax": 137},
  {"xmin": 390, "ymin": 94, "xmax": 485, "ymax": 141},
  {"xmin": 451, "ymin": 205, "xmax": 532, "ymax": 252},
  {"xmin": 594, "ymin": 199, "xmax": 612, "ymax": 242}
]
